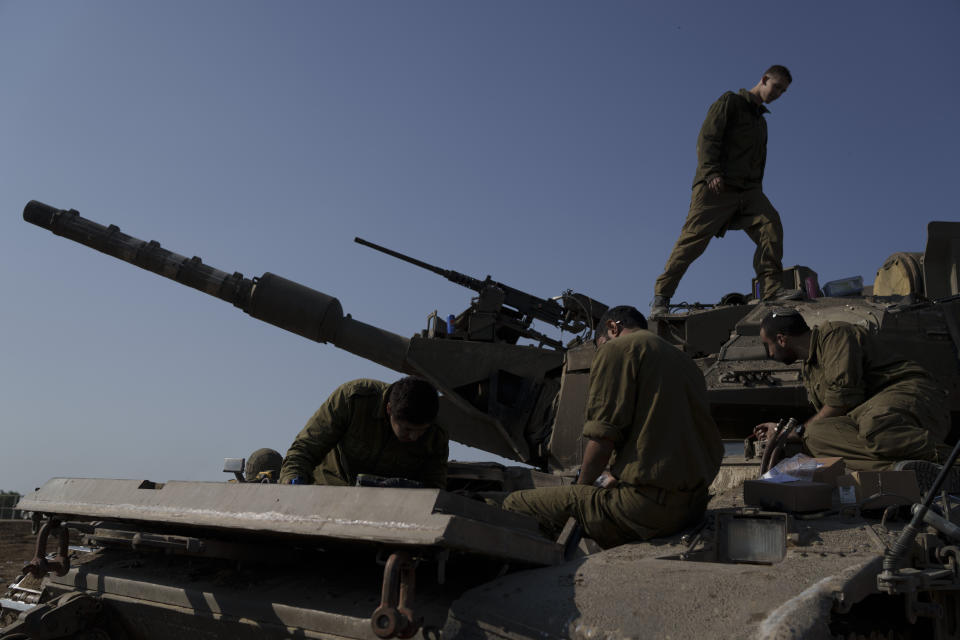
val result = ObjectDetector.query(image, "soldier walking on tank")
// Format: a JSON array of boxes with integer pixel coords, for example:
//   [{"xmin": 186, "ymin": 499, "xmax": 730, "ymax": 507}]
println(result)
[
  {"xmin": 279, "ymin": 376, "xmax": 449, "ymax": 488},
  {"xmin": 651, "ymin": 65, "xmax": 798, "ymax": 318},
  {"xmin": 754, "ymin": 311, "xmax": 950, "ymax": 471},
  {"xmin": 502, "ymin": 306, "xmax": 723, "ymax": 549}
]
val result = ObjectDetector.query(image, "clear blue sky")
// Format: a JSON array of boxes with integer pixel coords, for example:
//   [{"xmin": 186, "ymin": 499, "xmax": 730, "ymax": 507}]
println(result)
[{"xmin": 1, "ymin": 1, "xmax": 957, "ymax": 494}]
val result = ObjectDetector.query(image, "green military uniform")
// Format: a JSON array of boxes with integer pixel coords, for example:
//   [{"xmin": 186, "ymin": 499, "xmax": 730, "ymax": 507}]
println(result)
[
  {"xmin": 801, "ymin": 322, "xmax": 950, "ymax": 471},
  {"xmin": 502, "ymin": 331, "xmax": 724, "ymax": 548},
  {"xmin": 279, "ymin": 379, "xmax": 449, "ymax": 488},
  {"xmin": 655, "ymin": 89, "xmax": 784, "ymax": 300}
]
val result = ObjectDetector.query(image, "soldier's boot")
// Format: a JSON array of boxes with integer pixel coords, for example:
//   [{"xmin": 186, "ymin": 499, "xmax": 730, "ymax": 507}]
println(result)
[
  {"xmin": 893, "ymin": 460, "xmax": 960, "ymax": 498},
  {"xmin": 650, "ymin": 295, "xmax": 670, "ymax": 318},
  {"xmin": 764, "ymin": 288, "xmax": 804, "ymax": 302}
]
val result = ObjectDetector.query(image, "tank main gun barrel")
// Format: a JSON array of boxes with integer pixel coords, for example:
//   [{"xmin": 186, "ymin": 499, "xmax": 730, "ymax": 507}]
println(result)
[{"xmin": 23, "ymin": 201, "xmax": 411, "ymax": 373}]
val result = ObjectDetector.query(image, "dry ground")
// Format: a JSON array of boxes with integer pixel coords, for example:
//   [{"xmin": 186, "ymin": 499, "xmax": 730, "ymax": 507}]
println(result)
[{"xmin": 0, "ymin": 520, "xmax": 36, "ymax": 587}]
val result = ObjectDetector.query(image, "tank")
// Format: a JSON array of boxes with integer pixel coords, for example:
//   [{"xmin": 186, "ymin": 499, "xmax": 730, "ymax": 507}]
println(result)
[{"xmin": 4, "ymin": 200, "xmax": 960, "ymax": 639}]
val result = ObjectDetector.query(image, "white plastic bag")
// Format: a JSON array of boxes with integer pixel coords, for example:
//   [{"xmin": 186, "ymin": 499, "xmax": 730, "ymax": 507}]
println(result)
[{"xmin": 760, "ymin": 453, "xmax": 823, "ymax": 483}]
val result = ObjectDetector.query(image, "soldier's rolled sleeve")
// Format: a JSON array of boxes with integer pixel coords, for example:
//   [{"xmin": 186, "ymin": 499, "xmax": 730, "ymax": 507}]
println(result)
[
  {"xmin": 819, "ymin": 328, "xmax": 866, "ymax": 408},
  {"xmin": 581, "ymin": 342, "xmax": 640, "ymax": 446},
  {"xmin": 279, "ymin": 386, "xmax": 353, "ymax": 483},
  {"xmin": 582, "ymin": 419, "xmax": 621, "ymax": 444}
]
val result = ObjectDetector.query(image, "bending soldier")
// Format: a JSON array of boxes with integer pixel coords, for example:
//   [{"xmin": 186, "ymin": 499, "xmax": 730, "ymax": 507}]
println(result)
[
  {"xmin": 755, "ymin": 311, "xmax": 950, "ymax": 471},
  {"xmin": 279, "ymin": 377, "xmax": 448, "ymax": 488},
  {"xmin": 502, "ymin": 306, "xmax": 723, "ymax": 549},
  {"xmin": 651, "ymin": 65, "xmax": 797, "ymax": 318}
]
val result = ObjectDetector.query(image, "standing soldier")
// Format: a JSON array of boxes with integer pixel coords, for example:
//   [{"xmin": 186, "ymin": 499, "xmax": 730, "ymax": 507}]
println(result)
[{"xmin": 651, "ymin": 65, "xmax": 797, "ymax": 318}]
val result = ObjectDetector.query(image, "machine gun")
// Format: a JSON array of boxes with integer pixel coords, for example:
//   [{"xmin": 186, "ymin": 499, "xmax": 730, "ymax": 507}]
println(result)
[{"xmin": 355, "ymin": 237, "xmax": 607, "ymax": 349}]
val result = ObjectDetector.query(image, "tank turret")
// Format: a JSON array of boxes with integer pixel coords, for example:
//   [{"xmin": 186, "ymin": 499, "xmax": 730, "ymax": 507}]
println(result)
[{"xmin": 23, "ymin": 200, "xmax": 606, "ymax": 467}]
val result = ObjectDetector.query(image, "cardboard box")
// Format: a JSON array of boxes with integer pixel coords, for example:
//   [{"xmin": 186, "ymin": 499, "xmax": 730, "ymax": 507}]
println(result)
[
  {"xmin": 743, "ymin": 480, "xmax": 833, "ymax": 513},
  {"xmin": 809, "ymin": 457, "xmax": 845, "ymax": 486},
  {"xmin": 836, "ymin": 471, "xmax": 921, "ymax": 509}
]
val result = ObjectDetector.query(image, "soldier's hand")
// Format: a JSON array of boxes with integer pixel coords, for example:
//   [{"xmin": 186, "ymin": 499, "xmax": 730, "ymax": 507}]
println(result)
[
  {"xmin": 753, "ymin": 422, "xmax": 778, "ymax": 441},
  {"xmin": 596, "ymin": 470, "xmax": 619, "ymax": 489},
  {"xmin": 707, "ymin": 176, "xmax": 724, "ymax": 195}
]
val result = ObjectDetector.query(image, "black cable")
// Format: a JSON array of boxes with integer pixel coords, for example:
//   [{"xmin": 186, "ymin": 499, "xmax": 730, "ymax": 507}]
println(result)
[{"xmin": 881, "ymin": 438, "xmax": 960, "ymax": 580}]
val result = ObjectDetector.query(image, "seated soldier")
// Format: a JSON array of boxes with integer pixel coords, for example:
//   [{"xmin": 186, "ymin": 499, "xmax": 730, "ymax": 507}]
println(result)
[
  {"xmin": 502, "ymin": 306, "xmax": 723, "ymax": 549},
  {"xmin": 755, "ymin": 310, "xmax": 950, "ymax": 471},
  {"xmin": 279, "ymin": 376, "xmax": 448, "ymax": 488}
]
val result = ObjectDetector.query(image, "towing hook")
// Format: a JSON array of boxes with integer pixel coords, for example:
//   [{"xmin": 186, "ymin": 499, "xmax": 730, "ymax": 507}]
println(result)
[
  {"xmin": 22, "ymin": 519, "xmax": 71, "ymax": 579},
  {"xmin": 372, "ymin": 551, "xmax": 421, "ymax": 639}
]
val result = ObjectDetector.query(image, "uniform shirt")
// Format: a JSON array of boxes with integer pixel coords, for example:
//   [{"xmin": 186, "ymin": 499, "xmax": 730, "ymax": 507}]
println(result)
[
  {"xmin": 582, "ymin": 331, "xmax": 723, "ymax": 492},
  {"xmin": 693, "ymin": 89, "xmax": 770, "ymax": 190},
  {"xmin": 802, "ymin": 321, "xmax": 940, "ymax": 410},
  {"xmin": 279, "ymin": 379, "xmax": 448, "ymax": 488}
]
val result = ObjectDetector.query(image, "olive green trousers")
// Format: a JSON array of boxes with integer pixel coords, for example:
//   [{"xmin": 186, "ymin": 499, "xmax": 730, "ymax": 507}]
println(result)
[
  {"xmin": 502, "ymin": 483, "xmax": 707, "ymax": 549},
  {"xmin": 804, "ymin": 383, "xmax": 950, "ymax": 471},
  {"xmin": 655, "ymin": 183, "xmax": 783, "ymax": 299}
]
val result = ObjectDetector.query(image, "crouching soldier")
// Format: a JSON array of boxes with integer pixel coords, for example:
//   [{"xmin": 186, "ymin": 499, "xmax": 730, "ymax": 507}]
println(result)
[
  {"xmin": 280, "ymin": 376, "xmax": 448, "ymax": 489},
  {"xmin": 755, "ymin": 310, "xmax": 950, "ymax": 471}
]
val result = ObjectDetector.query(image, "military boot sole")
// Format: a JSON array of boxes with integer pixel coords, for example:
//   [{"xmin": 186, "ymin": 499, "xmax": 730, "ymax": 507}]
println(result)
[{"xmin": 893, "ymin": 459, "xmax": 960, "ymax": 497}]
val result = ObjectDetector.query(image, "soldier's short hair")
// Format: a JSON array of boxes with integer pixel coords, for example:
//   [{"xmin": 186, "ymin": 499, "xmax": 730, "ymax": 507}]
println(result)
[
  {"xmin": 760, "ymin": 310, "xmax": 809, "ymax": 338},
  {"xmin": 389, "ymin": 376, "xmax": 439, "ymax": 425},
  {"xmin": 764, "ymin": 65, "xmax": 792, "ymax": 84},
  {"xmin": 598, "ymin": 305, "xmax": 648, "ymax": 331}
]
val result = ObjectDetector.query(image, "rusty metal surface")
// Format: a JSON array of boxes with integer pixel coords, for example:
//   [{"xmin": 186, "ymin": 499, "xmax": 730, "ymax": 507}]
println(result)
[
  {"xmin": 372, "ymin": 551, "xmax": 420, "ymax": 639},
  {"xmin": 20, "ymin": 520, "xmax": 69, "ymax": 580}
]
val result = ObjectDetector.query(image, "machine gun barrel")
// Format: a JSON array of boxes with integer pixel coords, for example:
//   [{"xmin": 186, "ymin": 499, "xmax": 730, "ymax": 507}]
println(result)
[
  {"xmin": 354, "ymin": 237, "xmax": 468, "ymax": 283},
  {"xmin": 23, "ymin": 201, "xmax": 412, "ymax": 374},
  {"xmin": 354, "ymin": 236, "xmax": 569, "ymax": 329}
]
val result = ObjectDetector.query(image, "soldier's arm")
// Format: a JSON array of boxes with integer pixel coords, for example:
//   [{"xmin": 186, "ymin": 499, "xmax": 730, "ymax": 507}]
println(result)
[
  {"xmin": 697, "ymin": 94, "xmax": 732, "ymax": 184},
  {"xmin": 796, "ymin": 327, "xmax": 867, "ymax": 434},
  {"xmin": 279, "ymin": 385, "xmax": 354, "ymax": 484},
  {"xmin": 419, "ymin": 430, "xmax": 449, "ymax": 489},
  {"xmin": 817, "ymin": 327, "xmax": 866, "ymax": 411},
  {"xmin": 581, "ymin": 340, "xmax": 638, "ymax": 471},
  {"xmin": 805, "ymin": 404, "xmax": 848, "ymax": 427},
  {"xmin": 577, "ymin": 437, "xmax": 616, "ymax": 486}
]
